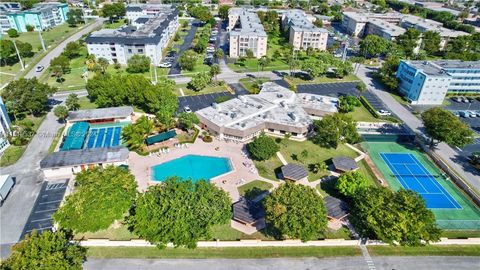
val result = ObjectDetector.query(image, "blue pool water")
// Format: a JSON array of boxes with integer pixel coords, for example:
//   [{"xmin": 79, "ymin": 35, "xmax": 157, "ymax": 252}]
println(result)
[{"xmin": 151, "ymin": 155, "xmax": 232, "ymax": 182}]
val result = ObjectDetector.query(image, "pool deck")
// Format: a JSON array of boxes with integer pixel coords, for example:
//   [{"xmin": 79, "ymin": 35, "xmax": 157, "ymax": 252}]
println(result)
[{"xmin": 128, "ymin": 138, "xmax": 280, "ymax": 202}]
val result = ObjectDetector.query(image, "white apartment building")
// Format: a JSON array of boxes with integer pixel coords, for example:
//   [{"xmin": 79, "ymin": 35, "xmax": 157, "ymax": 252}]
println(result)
[
  {"xmin": 126, "ymin": 4, "xmax": 174, "ymax": 23},
  {"xmin": 342, "ymin": 11, "xmax": 403, "ymax": 37},
  {"xmin": 0, "ymin": 2, "xmax": 21, "ymax": 34},
  {"xmin": 228, "ymin": 8, "xmax": 267, "ymax": 58},
  {"xmin": 282, "ymin": 10, "xmax": 328, "ymax": 51},
  {"xmin": 0, "ymin": 97, "xmax": 12, "ymax": 154},
  {"xmin": 86, "ymin": 7, "xmax": 178, "ymax": 66},
  {"xmin": 196, "ymin": 82, "xmax": 338, "ymax": 142}
]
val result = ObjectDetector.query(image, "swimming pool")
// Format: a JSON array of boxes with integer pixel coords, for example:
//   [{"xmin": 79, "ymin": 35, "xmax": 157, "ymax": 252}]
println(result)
[{"xmin": 151, "ymin": 155, "xmax": 233, "ymax": 182}]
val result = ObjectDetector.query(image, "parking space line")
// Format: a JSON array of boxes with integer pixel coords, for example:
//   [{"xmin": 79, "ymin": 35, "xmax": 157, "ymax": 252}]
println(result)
[
  {"xmin": 30, "ymin": 217, "xmax": 53, "ymax": 223},
  {"xmin": 39, "ymin": 200, "xmax": 62, "ymax": 205}
]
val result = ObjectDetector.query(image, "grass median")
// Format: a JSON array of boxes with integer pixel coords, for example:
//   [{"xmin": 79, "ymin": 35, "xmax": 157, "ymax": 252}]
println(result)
[
  {"xmin": 87, "ymin": 246, "xmax": 361, "ymax": 259},
  {"xmin": 367, "ymin": 245, "xmax": 480, "ymax": 257}
]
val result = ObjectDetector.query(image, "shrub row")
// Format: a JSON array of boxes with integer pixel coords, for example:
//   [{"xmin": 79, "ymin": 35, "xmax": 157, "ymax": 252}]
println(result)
[{"xmin": 359, "ymin": 96, "xmax": 380, "ymax": 118}]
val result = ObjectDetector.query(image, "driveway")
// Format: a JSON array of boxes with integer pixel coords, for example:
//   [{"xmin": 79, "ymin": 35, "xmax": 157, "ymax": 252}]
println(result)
[
  {"xmin": 169, "ymin": 19, "xmax": 199, "ymax": 75},
  {"xmin": 83, "ymin": 256, "xmax": 480, "ymax": 270},
  {"xmin": 356, "ymin": 65, "xmax": 480, "ymax": 192},
  {"xmin": 25, "ymin": 18, "xmax": 105, "ymax": 79}
]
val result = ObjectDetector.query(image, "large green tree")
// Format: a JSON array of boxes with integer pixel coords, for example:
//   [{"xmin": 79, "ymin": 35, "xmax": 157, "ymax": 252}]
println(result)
[
  {"xmin": 126, "ymin": 54, "xmax": 150, "ymax": 73},
  {"xmin": 188, "ymin": 72, "xmax": 211, "ymax": 91},
  {"xmin": 1, "ymin": 78, "xmax": 56, "ymax": 117},
  {"xmin": 50, "ymin": 54, "xmax": 71, "ymax": 73},
  {"xmin": 263, "ymin": 182, "xmax": 327, "ymax": 241},
  {"xmin": 179, "ymin": 50, "xmax": 198, "ymax": 71},
  {"xmin": 359, "ymin": 35, "xmax": 391, "ymax": 58},
  {"xmin": 301, "ymin": 59, "xmax": 327, "ymax": 78},
  {"xmin": 53, "ymin": 105, "xmax": 68, "ymax": 122},
  {"xmin": 421, "ymin": 107, "xmax": 474, "ymax": 148},
  {"xmin": 336, "ymin": 171, "xmax": 369, "ymax": 197},
  {"xmin": 247, "ymin": 134, "xmax": 280, "ymax": 161},
  {"xmin": 397, "ymin": 28, "xmax": 421, "ymax": 58},
  {"xmin": 351, "ymin": 187, "xmax": 441, "ymax": 246},
  {"xmin": 312, "ymin": 113, "xmax": 360, "ymax": 148},
  {"xmin": 54, "ymin": 166, "xmax": 137, "ymax": 233},
  {"xmin": 127, "ymin": 178, "xmax": 231, "ymax": 248},
  {"xmin": 66, "ymin": 93, "xmax": 80, "ymax": 111},
  {"xmin": 377, "ymin": 56, "xmax": 400, "ymax": 91},
  {"xmin": 177, "ymin": 112, "xmax": 199, "ymax": 130},
  {"xmin": 101, "ymin": 2, "xmax": 126, "ymax": 22},
  {"xmin": 1, "ymin": 230, "xmax": 86, "ymax": 270},
  {"xmin": 422, "ymin": 31, "xmax": 441, "ymax": 55},
  {"xmin": 218, "ymin": 5, "xmax": 231, "ymax": 20}
]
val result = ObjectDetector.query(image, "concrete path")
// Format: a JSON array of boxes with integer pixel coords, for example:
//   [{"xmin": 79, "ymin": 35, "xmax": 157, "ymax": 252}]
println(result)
[
  {"xmin": 356, "ymin": 65, "xmax": 480, "ymax": 193},
  {"xmin": 276, "ymin": 152, "xmax": 288, "ymax": 166},
  {"xmin": 83, "ymin": 257, "xmax": 480, "ymax": 270}
]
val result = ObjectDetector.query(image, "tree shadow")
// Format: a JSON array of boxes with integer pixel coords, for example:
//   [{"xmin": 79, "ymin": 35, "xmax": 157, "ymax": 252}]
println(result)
[{"xmin": 244, "ymin": 187, "xmax": 268, "ymax": 200}]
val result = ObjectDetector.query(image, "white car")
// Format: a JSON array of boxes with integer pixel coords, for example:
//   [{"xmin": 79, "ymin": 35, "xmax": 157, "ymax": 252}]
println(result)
[
  {"xmin": 184, "ymin": 106, "xmax": 192, "ymax": 113},
  {"xmin": 35, "ymin": 65, "xmax": 44, "ymax": 72},
  {"xmin": 158, "ymin": 62, "xmax": 172, "ymax": 68},
  {"xmin": 377, "ymin": 110, "xmax": 392, "ymax": 116}
]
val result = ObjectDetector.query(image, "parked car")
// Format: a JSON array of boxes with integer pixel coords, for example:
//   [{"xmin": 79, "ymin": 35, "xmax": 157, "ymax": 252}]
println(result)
[
  {"xmin": 35, "ymin": 65, "xmax": 44, "ymax": 72},
  {"xmin": 453, "ymin": 96, "xmax": 462, "ymax": 102},
  {"xmin": 204, "ymin": 58, "xmax": 214, "ymax": 65},
  {"xmin": 206, "ymin": 47, "xmax": 215, "ymax": 53},
  {"xmin": 462, "ymin": 97, "xmax": 470, "ymax": 103},
  {"xmin": 184, "ymin": 106, "xmax": 192, "ymax": 113},
  {"xmin": 377, "ymin": 110, "xmax": 392, "ymax": 116},
  {"xmin": 166, "ymin": 51, "xmax": 177, "ymax": 58},
  {"xmin": 459, "ymin": 111, "xmax": 470, "ymax": 118},
  {"xmin": 0, "ymin": 175, "xmax": 15, "ymax": 206},
  {"xmin": 158, "ymin": 62, "xmax": 172, "ymax": 68},
  {"xmin": 468, "ymin": 111, "xmax": 477, "ymax": 117},
  {"xmin": 211, "ymin": 31, "xmax": 218, "ymax": 35}
]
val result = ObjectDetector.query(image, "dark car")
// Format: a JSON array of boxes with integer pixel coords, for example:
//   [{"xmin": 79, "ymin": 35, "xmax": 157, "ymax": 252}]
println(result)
[{"xmin": 166, "ymin": 51, "xmax": 177, "ymax": 58}]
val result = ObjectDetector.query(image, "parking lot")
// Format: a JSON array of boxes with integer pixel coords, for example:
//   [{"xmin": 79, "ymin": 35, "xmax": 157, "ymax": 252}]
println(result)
[
  {"xmin": 169, "ymin": 20, "xmax": 199, "ymax": 75},
  {"xmin": 296, "ymin": 82, "xmax": 387, "ymax": 111},
  {"xmin": 20, "ymin": 179, "xmax": 69, "ymax": 239},
  {"xmin": 178, "ymin": 91, "xmax": 234, "ymax": 113}
]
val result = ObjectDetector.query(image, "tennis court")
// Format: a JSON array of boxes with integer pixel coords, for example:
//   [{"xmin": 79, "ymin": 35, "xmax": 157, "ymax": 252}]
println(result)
[
  {"xmin": 381, "ymin": 153, "xmax": 461, "ymax": 209},
  {"xmin": 85, "ymin": 126, "xmax": 122, "ymax": 149},
  {"xmin": 361, "ymin": 137, "xmax": 480, "ymax": 230}
]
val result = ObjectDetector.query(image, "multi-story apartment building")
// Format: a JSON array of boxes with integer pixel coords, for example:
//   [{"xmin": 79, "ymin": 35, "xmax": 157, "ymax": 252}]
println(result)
[
  {"xmin": 5, "ymin": 2, "xmax": 69, "ymax": 33},
  {"xmin": 126, "ymin": 4, "xmax": 174, "ymax": 23},
  {"xmin": 228, "ymin": 8, "xmax": 267, "ymax": 58},
  {"xmin": 0, "ymin": 2, "xmax": 21, "ymax": 34},
  {"xmin": 196, "ymin": 82, "xmax": 338, "ymax": 142},
  {"xmin": 86, "ymin": 6, "xmax": 179, "ymax": 66},
  {"xmin": 342, "ymin": 11, "xmax": 468, "ymax": 47},
  {"xmin": 396, "ymin": 60, "xmax": 480, "ymax": 105},
  {"xmin": 342, "ymin": 11, "xmax": 403, "ymax": 37},
  {"xmin": 282, "ymin": 10, "xmax": 328, "ymax": 51},
  {"xmin": 0, "ymin": 97, "xmax": 12, "ymax": 154}
]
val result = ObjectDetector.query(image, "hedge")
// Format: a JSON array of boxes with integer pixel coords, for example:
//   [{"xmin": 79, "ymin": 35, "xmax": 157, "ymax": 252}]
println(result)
[{"xmin": 359, "ymin": 96, "xmax": 380, "ymax": 118}]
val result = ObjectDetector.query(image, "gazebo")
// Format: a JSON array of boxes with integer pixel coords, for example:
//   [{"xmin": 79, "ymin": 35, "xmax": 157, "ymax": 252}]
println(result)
[
  {"xmin": 281, "ymin": 163, "xmax": 308, "ymax": 182},
  {"xmin": 324, "ymin": 196, "xmax": 349, "ymax": 221},
  {"xmin": 232, "ymin": 197, "xmax": 265, "ymax": 227},
  {"xmin": 332, "ymin": 156, "xmax": 359, "ymax": 173}
]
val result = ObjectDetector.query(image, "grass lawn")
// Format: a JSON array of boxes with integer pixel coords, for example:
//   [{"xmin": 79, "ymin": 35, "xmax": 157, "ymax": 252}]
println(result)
[
  {"xmin": 237, "ymin": 180, "xmax": 273, "ymax": 200},
  {"xmin": 254, "ymin": 156, "xmax": 284, "ymax": 181},
  {"xmin": 181, "ymin": 58, "xmax": 211, "ymax": 76},
  {"xmin": 87, "ymin": 246, "xmax": 361, "ymax": 259},
  {"xmin": 209, "ymin": 224, "xmax": 274, "ymax": 241},
  {"xmin": 239, "ymin": 77, "xmax": 269, "ymax": 94},
  {"xmin": 175, "ymin": 82, "xmax": 229, "ymax": 96},
  {"xmin": 43, "ymin": 45, "xmax": 170, "ymax": 91},
  {"xmin": 357, "ymin": 159, "xmax": 380, "ymax": 187},
  {"xmin": 389, "ymin": 91, "xmax": 410, "ymax": 106},
  {"xmin": 286, "ymin": 74, "xmax": 360, "ymax": 86},
  {"xmin": 74, "ymin": 225, "xmax": 138, "ymax": 241},
  {"xmin": 47, "ymin": 126, "xmax": 65, "ymax": 153},
  {"xmin": 279, "ymin": 140, "xmax": 358, "ymax": 182},
  {"xmin": 345, "ymin": 104, "xmax": 382, "ymax": 123},
  {"xmin": 78, "ymin": 96, "xmax": 98, "ymax": 110},
  {"xmin": 103, "ymin": 20, "xmax": 125, "ymax": 29},
  {"xmin": 441, "ymin": 230, "xmax": 480, "ymax": 239},
  {"xmin": 0, "ymin": 145, "xmax": 27, "ymax": 167},
  {"xmin": 367, "ymin": 245, "xmax": 480, "ymax": 257}
]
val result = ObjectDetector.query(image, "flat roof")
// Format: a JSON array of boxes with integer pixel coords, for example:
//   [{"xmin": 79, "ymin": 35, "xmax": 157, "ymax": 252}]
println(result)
[
  {"xmin": 229, "ymin": 8, "xmax": 266, "ymax": 37},
  {"xmin": 40, "ymin": 147, "xmax": 129, "ymax": 169},
  {"xmin": 67, "ymin": 106, "xmax": 133, "ymax": 122},
  {"xmin": 403, "ymin": 60, "xmax": 480, "ymax": 76},
  {"xmin": 369, "ymin": 18, "xmax": 406, "ymax": 37},
  {"xmin": 281, "ymin": 163, "xmax": 308, "ymax": 181},
  {"xmin": 284, "ymin": 9, "xmax": 328, "ymax": 33},
  {"xmin": 196, "ymin": 82, "xmax": 338, "ymax": 132}
]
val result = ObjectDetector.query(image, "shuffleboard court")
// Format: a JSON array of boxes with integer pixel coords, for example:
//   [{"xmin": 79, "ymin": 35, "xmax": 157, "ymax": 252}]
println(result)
[{"xmin": 380, "ymin": 153, "xmax": 462, "ymax": 209}]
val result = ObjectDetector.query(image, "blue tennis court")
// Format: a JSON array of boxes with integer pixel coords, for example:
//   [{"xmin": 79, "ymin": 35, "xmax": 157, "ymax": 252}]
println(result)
[
  {"xmin": 381, "ymin": 153, "xmax": 461, "ymax": 209},
  {"xmin": 85, "ymin": 126, "xmax": 123, "ymax": 149}
]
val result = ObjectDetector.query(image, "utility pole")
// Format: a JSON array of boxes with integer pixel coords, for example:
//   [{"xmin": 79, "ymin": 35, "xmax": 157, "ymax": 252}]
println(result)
[
  {"xmin": 12, "ymin": 40, "xmax": 24, "ymax": 71},
  {"xmin": 38, "ymin": 30, "xmax": 46, "ymax": 52},
  {"xmin": 342, "ymin": 41, "xmax": 348, "ymax": 62}
]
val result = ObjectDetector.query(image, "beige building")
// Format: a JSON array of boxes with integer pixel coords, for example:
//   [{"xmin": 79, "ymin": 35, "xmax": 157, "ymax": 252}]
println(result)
[
  {"xmin": 196, "ymin": 82, "xmax": 338, "ymax": 142},
  {"xmin": 282, "ymin": 10, "xmax": 328, "ymax": 51},
  {"xmin": 228, "ymin": 8, "xmax": 267, "ymax": 58}
]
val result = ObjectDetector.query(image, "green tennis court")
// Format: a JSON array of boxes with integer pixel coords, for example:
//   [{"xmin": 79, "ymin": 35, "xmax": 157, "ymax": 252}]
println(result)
[{"xmin": 361, "ymin": 136, "xmax": 480, "ymax": 230}]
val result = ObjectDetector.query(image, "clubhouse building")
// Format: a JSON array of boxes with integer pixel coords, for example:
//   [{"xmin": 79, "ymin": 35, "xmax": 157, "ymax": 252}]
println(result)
[{"xmin": 196, "ymin": 82, "xmax": 338, "ymax": 142}]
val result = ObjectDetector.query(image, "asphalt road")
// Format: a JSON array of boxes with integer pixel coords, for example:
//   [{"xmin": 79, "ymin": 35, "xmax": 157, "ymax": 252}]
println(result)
[
  {"xmin": 169, "ymin": 19, "xmax": 199, "ymax": 75},
  {"xmin": 25, "ymin": 18, "xmax": 105, "ymax": 79},
  {"xmin": 356, "ymin": 65, "xmax": 480, "ymax": 192},
  {"xmin": 83, "ymin": 256, "xmax": 480, "ymax": 270}
]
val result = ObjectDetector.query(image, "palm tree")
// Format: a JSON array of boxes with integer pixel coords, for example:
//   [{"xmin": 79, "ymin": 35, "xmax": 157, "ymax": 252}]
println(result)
[
  {"xmin": 97, "ymin": 57, "xmax": 109, "ymax": 73},
  {"xmin": 121, "ymin": 124, "xmax": 145, "ymax": 151},
  {"xmin": 51, "ymin": 65, "xmax": 64, "ymax": 83}
]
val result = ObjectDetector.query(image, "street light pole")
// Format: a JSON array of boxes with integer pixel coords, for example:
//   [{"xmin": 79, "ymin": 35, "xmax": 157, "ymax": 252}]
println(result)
[
  {"xmin": 12, "ymin": 40, "xmax": 24, "ymax": 71},
  {"xmin": 38, "ymin": 30, "xmax": 46, "ymax": 52}
]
